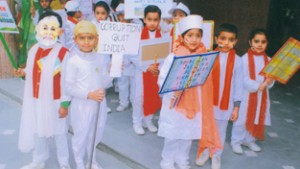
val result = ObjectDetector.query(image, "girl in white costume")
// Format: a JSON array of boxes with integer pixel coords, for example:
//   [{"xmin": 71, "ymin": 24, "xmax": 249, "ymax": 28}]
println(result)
[
  {"xmin": 64, "ymin": 20, "xmax": 112, "ymax": 169},
  {"xmin": 231, "ymin": 28, "xmax": 274, "ymax": 154}
]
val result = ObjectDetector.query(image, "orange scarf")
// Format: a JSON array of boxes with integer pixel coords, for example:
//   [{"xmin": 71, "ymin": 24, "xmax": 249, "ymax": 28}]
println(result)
[
  {"xmin": 172, "ymin": 41, "xmax": 222, "ymax": 157},
  {"xmin": 67, "ymin": 16, "xmax": 78, "ymax": 24},
  {"xmin": 212, "ymin": 48, "xmax": 236, "ymax": 110},
  {"xmin": 141, "ymin": 27, "xmax": 162, "ymax": 116},
  {"xmin": 246, "ymin": 49, "xmax": 269, "ymax": 141}
]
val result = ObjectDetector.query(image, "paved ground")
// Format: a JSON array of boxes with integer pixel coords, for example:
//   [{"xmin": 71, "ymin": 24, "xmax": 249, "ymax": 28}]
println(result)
[{"xmin": 0, "ymin": 74, "xmax": 299, "ymax": 169}]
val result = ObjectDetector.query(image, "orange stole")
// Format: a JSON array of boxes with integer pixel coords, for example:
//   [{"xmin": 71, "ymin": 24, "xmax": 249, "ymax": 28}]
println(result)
[
  {"xmin": 141, "ymin": 27, "xmax": 162, "ymax": 116},
  {"xmin": 246, "ymin": 49, "xmax": 269, "ymax": 141}
]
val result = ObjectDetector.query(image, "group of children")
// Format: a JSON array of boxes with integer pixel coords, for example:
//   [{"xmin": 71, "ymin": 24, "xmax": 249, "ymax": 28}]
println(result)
[{"xmin": 13, "ymin": 1, "xmax": 275, "ymax": 169}]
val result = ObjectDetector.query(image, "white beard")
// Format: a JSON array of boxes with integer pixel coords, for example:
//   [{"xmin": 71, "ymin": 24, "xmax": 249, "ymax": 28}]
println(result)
[{"xmin": 36, "ymin": 34, "xmax": 58, "ymax": 47}]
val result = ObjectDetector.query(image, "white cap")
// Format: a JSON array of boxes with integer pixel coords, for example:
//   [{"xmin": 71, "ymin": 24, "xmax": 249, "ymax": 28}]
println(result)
[
  {"xmin": 168, "ymin": 2, "xmax": 190, "ymax": 16},
  {"xmin": 179, "ymin": 15, "xmax": 203, "ymax": 34},
  {"xmin": 65, "ymin": 1, "xmax": 80, "ymax": 12},
  {"xmin": 116, "ymin": 3, "xmax": 124, "ymax": 14}
]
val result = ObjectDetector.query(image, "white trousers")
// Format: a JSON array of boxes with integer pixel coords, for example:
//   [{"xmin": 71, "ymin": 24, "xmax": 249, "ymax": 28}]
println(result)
[
  {"xmin": 32, "ymin": 134, "xmax": 69, "ymax": 166},
  {"xmin": 231, "ymin": 124, "xmax": 255, "ymax": 145},
  {"xmin": 160, "ymin": 138, "xmax": 192, "ymax": 169},
  {"xmin": 214, "ymin": 119, "xmax": 229, "ymax": 157}
]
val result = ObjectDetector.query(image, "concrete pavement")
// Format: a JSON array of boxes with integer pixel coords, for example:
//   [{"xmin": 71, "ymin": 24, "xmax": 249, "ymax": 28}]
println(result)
[{"xmin": 0, "ymin": 76, "xmax": 299, "ymax": 169}]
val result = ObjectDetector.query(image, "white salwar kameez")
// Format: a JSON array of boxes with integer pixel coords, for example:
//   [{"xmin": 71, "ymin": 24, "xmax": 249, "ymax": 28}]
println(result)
[
  {"xmin": 18, "ymin": 43, "xmax": 69, "ymax": 166},
  {"xmin": 64, "ymin": 48, "xmax": 111, "ymax": 169},
  {"xmin": 158, "ymin": 53, "xmax": 202, "ymax": 169},
  {"xmin": 231, "ymin": 53, "xmax": 274, "ymax": 145}
]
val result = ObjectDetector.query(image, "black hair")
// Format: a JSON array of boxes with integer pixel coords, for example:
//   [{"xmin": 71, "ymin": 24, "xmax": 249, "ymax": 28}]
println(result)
[
  {"xmin": 94, "ymin": 1, "xmax": 110, "ymax": 14},
  {"xmin": 111, "ymin": 0, "xmax": 121, "ymax": 10},
  {"xmin": 216, "ymin": 23, "xmax": 238, "ymax": 38},
  {"xmin": 66, "ymin": 11, "xmax": 76, "ymax": 17},
  {"xmin": 249, "ymin": 28, "xmax": 268, "ymax": 41},
  {"xmin": 39, "ymin": 10, "xmax": 63, "ymax": 28},
  {"xmin": 181, "ymin": 29, "xmax": 203, "ymax": 38},
  {"xmin": 144, "ymin": 5, "xmax": 161, "ymax": 18}
]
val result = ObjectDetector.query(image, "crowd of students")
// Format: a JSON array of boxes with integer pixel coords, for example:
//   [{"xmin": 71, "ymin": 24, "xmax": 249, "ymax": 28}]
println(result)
[{"xmin": 13, "ymin": 1, "xmax": 275, "ymax": 169}]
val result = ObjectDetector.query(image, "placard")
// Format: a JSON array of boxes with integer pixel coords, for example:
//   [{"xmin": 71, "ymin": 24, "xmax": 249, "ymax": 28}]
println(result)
[
  {"xmin": 203, "ymin": 20, "xmax": 214, "ymax": 51},
  {"xmin": 97, "ymin": 21, "xmax": 142, "ymax": 55},
  {"xmin": 124, "ymin": 0, "xmax": 173, "ymax": 19},
  {"xmin": 159, "ymin": 51, "xmax": 219, "ymax": 94},
  {"xmin": 139, "ymin": 36, "xmax": 171, "ymax": 67},
  {"xmin": 0, "ymin": 1, "xmax": 18, "ymax": 34},
  {"xmin": 260, "ymin": 37, "xmax": 300, "ymax": 84}
]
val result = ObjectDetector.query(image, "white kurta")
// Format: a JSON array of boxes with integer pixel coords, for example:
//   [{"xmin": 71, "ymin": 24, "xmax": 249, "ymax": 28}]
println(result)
[
  {"xmin": 157, "ymin": 53, "xmax": 202, "ymax": 140},
  {"xmin": 234, "ymin": 53, "xmax": 273, "ymax": 126},
  {"xmin": 64, "ymin": 20, "xmax": 76, "ymax": 50},
  {"xmin": 18, "ymin": 43, "xmax": 69, "ymax": 152},
  {"xmin": 64, "ymin": 48, "xmax": 112, "ymax": 166},
  {"xmin": 214, "ymin": 52, "xmax": 243, "ymax": 120}
]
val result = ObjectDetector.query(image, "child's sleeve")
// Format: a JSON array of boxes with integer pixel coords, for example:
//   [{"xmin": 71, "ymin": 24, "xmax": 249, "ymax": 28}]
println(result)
[
  {"xmin": 60, "ymin": 51, "xmax": 71, "ymax": 107},
  {"xmin": 64, "ymin": 57, "xmax": 90, "ymax": 99},
  {"xmin": 233, "ymin": 56, "xmax": 243, "ymax": 105},
  {"xmin": 242, "ymin": 55, "xmax": 261, "ymax": 92},
  {"xmin": 158, "ymin": 53, "xmax": 174, "ymax": 88}
]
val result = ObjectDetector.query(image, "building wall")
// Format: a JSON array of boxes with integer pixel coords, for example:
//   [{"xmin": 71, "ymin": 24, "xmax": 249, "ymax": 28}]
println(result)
[{"xmin": 179, "ymin": 0, "xmax": 270, "ymax": 55}]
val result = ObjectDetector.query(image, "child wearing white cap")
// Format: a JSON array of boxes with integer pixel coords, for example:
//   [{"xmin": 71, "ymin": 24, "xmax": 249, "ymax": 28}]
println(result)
[
  {"xmin": 168, "ymin": 2, "xmax": 190, "ymax": 51},
  {"xmin": 158, "ymin": 15, "xmax": 222, "ymax": 169},
  {"xmin": 64, "ymin": 0, "xmax": 82, "ymax": 50}
]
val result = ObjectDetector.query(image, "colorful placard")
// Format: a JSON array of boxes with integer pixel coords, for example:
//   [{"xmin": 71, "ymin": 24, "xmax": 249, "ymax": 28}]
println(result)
[
  {"xmin": 260, "ymin": 37, "xmax": 300, "ymax": 84},
  {"xmin": 124, "ymin": 0, "xmax": 173, "ymax": 19},
  {"xmin": 159, "ymin": 51, "xmax": 219, "ymax": 94},
  {"xmin": 0, "ymin": 0, "xmax": 18, "ymax": 34}
]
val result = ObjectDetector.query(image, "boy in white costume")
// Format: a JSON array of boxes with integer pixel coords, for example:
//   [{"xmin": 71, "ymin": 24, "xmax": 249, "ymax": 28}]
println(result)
[
  {"xmin": 231, "ymin": 29, "xmax": 274, "ymax": 154},
  {"xmin": 158, "ymin": 15, "xmax": 222, "ymax": 169},
  {"xmin": 115, "ymin": 3, "xmax": 143, "ymax": 112},
  {"xmin": 63, "ymin": 20, "xmax": 112, "ymax": 169},
  {"xmin": 64, "ymin": 0, "xmax": 82, "ymax": 50},
  {"xmin": 15, "ymin": 11, "xmax": 70, "ymax": 169},
  {"xmin": 196, "ymin": 23, "xmax": 243, "ymax": 169}
]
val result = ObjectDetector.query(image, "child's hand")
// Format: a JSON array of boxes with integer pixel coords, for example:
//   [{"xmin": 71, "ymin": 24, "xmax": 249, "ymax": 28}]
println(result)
[
  {"xmin": 87, "ymin": 89, "xmax": 105, "ymax": 102},
  {"xmin": 230, "ymin": 107, "xmax": 239, "ymax": 122},
  {"xmin": 30, "ymin": 6, "xmax": 36, "ymax": 17},
  {"xmin": 59, "ymin": 107, "xmax": 68, "ymax": 118},
  {"xmin": 173, "ymin": 90, "xmax": 183, "ymax": 98},
  {"xmin": 13, "ymin": 68, "xmax": 26, "ymax": 77},
  {"xmin": 258, "ymin": 82, "xmax": 267, "ymax": 91},
  {"xmin": 265, "ymin": 77, "xmax": 274, "ymax": 85},
  {"xmin": 147, "ymin": 64, "xmax": 159, "ymax": 76}
]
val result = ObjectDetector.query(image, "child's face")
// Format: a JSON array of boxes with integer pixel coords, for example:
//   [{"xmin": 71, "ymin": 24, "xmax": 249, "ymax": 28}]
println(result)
[
  {"xmin": 36, "ymin": 17, "xmax": 61, "ymax": 46},
  {"xmin": 117, "ymin": 13, "xmax": 130, "ymax": 23},
  {"xmin": 143, "ymin": 12, "xmax": 160, "ymax": 31},
  {"xmin": 74, "ymin": 33, "xmax": 98, "ymax": 53},
  {"xmin": 74, "ymin": 11, "xmax": 82, "ymax": 20},
  {"xmin": 172, "ymin": 9, "xmax": 186, "ymax": 23},
  {"xmin": 183, "ymin": 29, "xmax": 202, "ymax": 51},
  {"xmin": 94, "ymin": 6, "xmax": 108, "ymax": 22},
  {"xmin": 40, "ymin": 0, "xmax": 50, "ymax": 9},
  {"xmin": 215, "ymin": 31, "xmax": 237, "ymax": 53},
  {"xmin": 249, "ymin": 34, "xmax": 268, "ymax": 54}
]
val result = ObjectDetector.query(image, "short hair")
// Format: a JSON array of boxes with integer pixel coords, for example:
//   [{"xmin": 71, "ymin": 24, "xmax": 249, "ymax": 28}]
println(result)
[
  {"xmin": 66, "ymin": 11, "xmax": 75, "ymax": 17},
  {"xmin": 94, "ymin": 1, "xmax": 110, "ymax": 14},
  {"xmin": 38, "ymin": 10, "xmax": 62, "ymax": 28},
  {"xmin": 216, "ymin": 23, "xmax": 238, "ymax": 38},
  {"xmin": 249, "ymin": 28, "xmax": 268, "ymax": 41},
  {"xmin": 111, "ymin": 0, "xmax": 121, "ymax": 10},
  {"xmin": 144, "ymin": 5, "xmax": 161, "ymax": 18}
]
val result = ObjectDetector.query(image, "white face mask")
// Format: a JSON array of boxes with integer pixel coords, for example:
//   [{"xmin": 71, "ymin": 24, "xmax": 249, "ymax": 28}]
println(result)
[{"xmin": 36, "ymin": 16, "xmax": 60, "ymax": 46}]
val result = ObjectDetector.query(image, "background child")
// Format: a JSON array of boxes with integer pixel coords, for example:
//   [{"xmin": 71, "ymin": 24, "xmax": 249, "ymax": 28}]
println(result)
[
  {"xmin": 132, "ymin": 5, "xmax": 162, "ymax": 135},
  {"xmin": 64, "ymin": 0, "xmax": 82, "ymax": 50},
  {"xmin": 168, "ymin": 2, "xmax": 190, "ymax": 50},
  {"xmin": 231, "ymin": 28, "xmax": 274, "ymax": 154},
  {"xmin": 16, "ymin": 11, "xmax": 70, "ymax": 169},
  {"xmin": 31, "ymin": 0, "xmax": 52, "ymax": 25},
  {"xmin": 64, "ymin": 20, "xmax": 112, "ymax": 169},
  {"xmin": 158, "ymin": 15, "xmax": 221, "ymax": 169},
  {"xmin": 196, "ymin": 23, "xmax": 243, "ymax": 169}
]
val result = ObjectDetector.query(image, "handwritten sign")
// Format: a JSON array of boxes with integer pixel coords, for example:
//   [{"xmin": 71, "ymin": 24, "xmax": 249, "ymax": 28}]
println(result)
[
  {"xmin": 0, "ymin": 1, "xmax": 18, "ymax": 34},
  {"xmin": 203, "ymin": 20, "xmax": 214, "ymax": 51},
  {"xmin": 97, "ymin": 21, "xmax": 142, "ymax": 55},
  {"xmin": 139, "ymin": 37, "xmax": 171, "ymax": 67},
  {"xmin": 260, "ymin": 37, "xmax": 300, "ymax": 84},
  {"xmin": 124, "ymin": 0, "xmax": 173, "ymax": 19},
  {"xmin": 159, "ymin": 51, "xmax": 219, "ymax": 94}
]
